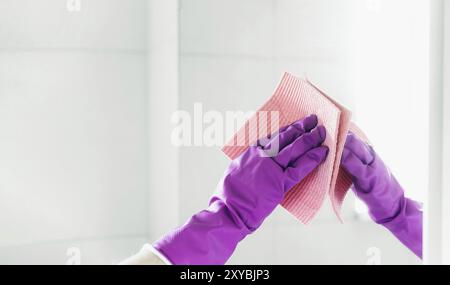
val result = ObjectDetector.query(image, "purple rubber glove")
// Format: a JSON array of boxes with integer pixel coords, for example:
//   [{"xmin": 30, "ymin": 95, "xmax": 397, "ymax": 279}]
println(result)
[
  {"xmin": 153, "ymin": 114, "xmax": 329, "ymax": 264},
  {"xmin": 341, "ymin": 133, "xmax": 422, "ymax": 258}
]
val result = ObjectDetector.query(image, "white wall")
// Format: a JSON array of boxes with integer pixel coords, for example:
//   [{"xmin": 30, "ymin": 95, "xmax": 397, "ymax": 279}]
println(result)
[
  {"xmin": 426, "ymin": 0, "xmax": 444, "ymax": 265},
  {"xmin": 442, "ymin": 0, "xmax": 450, "ymax": 265},
  {"xmin": 146, "ymin": 0, "xmax": 180, "ymax": 241},
  {"xmin": 0, "ymin": 0, "xmax": 148, "ymax": 264},
  {"xmin": 179, "ymin": 0, "xmax": 425, "ymax": 264},
  {"xmin": 352, "ymin": 0, "xmax": 430, "ymax": 204}
]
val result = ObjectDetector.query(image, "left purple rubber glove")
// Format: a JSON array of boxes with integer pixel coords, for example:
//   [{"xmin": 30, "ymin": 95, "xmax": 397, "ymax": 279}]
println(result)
[
  {"xmin": 341, "ymin": 133, "xmax": 422, "ymax": 258},
  {"xmin": 153, "ymin": 114, "xmax": 329, "ymax": 264}
]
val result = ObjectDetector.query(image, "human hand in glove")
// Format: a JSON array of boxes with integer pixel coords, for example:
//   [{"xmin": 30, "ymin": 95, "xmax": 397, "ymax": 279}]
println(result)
[
  {"xmin": 153, "ymin": 114, "xmax": 329, "ymax": 264},
  {"xmin": 341, "ymin": 132, "xmax": 422, "ymax": 258}
]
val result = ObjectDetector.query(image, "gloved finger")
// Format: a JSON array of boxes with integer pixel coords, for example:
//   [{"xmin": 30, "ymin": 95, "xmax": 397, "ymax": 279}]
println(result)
[
  {"xmin": 284, "ymin": 146, "xmax": 329, "ymax": 190},
  {"xmin": 341, "ymin": 148, "xmax": 377, "ymax": 193},
  {"xmin": 259, "ymin": 114, "xmax": 318, "ymax": 151},
  {"xmin": 344, "ymin": 132, "xmax": 373, "ymax": 165},
  {"xmin": 274, "ymin": 125, "xmax": 326, "ymax": 168},
  {"xmin": 341, "ymin": 147, "xmax": 368, "ymax": 179}
]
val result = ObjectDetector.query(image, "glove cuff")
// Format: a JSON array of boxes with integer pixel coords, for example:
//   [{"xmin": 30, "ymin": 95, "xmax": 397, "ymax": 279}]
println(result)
[
  {"xmin": 379, "ymin": 198, "xmax": 423, "ymax": 258},
  {"xmin": 153, "ymin": 200, "xmax": 251, "ymax": 265}
]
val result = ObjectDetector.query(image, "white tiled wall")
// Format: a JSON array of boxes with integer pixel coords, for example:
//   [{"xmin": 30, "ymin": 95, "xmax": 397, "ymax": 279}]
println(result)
[
  {"xmin": 180, "ymin": 0, "xmax": 274, "ymax": 57},
  {"xmin": 179, "ymin": 0, "xmax": 424, "ymax": 264},
  {"xmin": 0, "ymin": 0, "xmax": 146, "ymax": 51},
  {"xmin": 0, "ymin": 0, "xmax": 148, "ymax": 264}
]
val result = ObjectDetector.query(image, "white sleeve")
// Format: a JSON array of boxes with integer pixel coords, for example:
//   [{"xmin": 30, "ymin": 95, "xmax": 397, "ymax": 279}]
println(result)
[{"xmin": 119, "ymin": 244, "xmax": 172, "ymax": 265}]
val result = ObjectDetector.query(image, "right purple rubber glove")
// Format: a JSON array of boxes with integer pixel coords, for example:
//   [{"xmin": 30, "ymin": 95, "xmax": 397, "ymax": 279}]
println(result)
[
  {"xmin": 341, "ymin": 133, "xmax": 422, "ymax": 258},
  {"xmin": 153, "ymin": 114, "xmax": 328, "ymax": 264}
]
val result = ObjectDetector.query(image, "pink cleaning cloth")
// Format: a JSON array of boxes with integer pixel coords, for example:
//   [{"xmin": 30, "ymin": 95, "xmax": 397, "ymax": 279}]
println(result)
[{"xmin": 222, "ymin": 72, "xmax": 368, "ymax": 224}]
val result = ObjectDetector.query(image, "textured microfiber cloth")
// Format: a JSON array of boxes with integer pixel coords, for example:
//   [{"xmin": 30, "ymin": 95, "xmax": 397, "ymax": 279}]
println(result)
[{"xmin": 222, "ymin": 72, "xmax": 368, "ymax": 224}]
